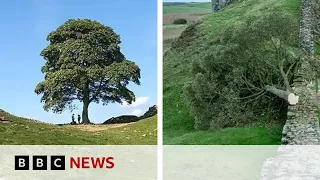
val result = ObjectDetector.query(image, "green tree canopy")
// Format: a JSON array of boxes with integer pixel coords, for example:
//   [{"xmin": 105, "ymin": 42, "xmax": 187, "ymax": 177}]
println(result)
[{"xmin": 35, "ymin": 19, "xmax": 141, "ymax": 124}]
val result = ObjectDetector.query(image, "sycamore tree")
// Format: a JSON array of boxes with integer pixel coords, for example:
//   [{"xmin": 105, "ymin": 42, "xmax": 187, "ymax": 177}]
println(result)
[{"xmin": 35, "ymin": 19, "xmax": 141, "ymax": 124}]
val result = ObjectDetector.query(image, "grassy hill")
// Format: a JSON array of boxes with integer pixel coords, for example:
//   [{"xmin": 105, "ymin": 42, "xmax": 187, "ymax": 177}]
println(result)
[
  {"xmin": 163, "ymin": 0, "xmax": 301, "ymax": 145},
  {"xmin": 163, "ymin": 3, "xmax": 211, "ymax": 53},
  {"xmin": 0, "ymin": 109, "xmax": 157, "ymax": 145}
]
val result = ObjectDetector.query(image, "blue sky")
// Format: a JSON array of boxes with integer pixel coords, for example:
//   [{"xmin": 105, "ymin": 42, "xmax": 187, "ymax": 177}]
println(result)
[{"xmin": 0, "ymin": 0, "xmax": 157, "ymax": 124}]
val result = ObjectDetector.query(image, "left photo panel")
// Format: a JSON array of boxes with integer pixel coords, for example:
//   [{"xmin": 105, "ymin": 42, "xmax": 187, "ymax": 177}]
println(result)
[
  {"xmin": 0, "ymin": 0, "xmax": 157, "ymax": 145},
  {"xmin": 0, "ymin": 0, "xmax": 157, "ymax": 179}
]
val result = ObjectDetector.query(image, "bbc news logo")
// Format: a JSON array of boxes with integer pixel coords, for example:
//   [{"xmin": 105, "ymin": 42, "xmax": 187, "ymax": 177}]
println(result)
[{"xmin": 15, "ymin": 155, "xmax": 115, "ymax": 170}]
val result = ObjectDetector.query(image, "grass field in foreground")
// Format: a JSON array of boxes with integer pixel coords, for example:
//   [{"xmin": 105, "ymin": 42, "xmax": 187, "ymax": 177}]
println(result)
[
  {"xmin": 164, "ymin": 122, "xmax": 284, "ymax": 145},
  {"xmin": 163, "ymin": 0, "xmax": 301, "ymax": 145},
  {"xmin": 0, "ymin": 109, "xmax": 157, "ymax": 145}
]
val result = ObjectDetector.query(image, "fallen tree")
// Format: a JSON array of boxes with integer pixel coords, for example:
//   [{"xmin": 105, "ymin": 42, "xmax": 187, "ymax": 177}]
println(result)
[
  {"xmin": 265, "ymin": 86, "xmax": 299, "ymax": 105},
  {"xmin": 184, "ymin": 12, "xmax": 315, "ymax": 130}
]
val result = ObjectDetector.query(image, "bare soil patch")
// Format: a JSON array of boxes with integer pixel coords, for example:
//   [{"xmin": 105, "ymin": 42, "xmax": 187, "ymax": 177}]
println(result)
[
  {"xmin": 63, "ymin": 123, "xmax": 133, "ymax": 132},
  {"xmin": 163, "ymin": 13, "xmax": 209, "ymax": 25}
]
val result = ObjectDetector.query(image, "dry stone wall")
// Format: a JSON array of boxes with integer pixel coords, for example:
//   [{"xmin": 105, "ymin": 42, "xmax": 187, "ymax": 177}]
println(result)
[
  {"xmin": 260, "ymin": 0, "xmax": 320, "ymax": 178},
  {"xmin": 281, "ymin": 0, "xmax": 320, "ymax": 145},
  {"xmin": 282, "ymin": 83, "xmax": 320, "ymax": 145},
  {"xmin": 211, "ymin": 0, "xmax": 233, "ymax": 12}
]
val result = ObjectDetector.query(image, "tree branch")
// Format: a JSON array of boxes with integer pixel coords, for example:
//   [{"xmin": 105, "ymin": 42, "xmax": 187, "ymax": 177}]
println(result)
[{"xmin": 89, "ymin": 78, "xmax": 105, "ymax": 103}]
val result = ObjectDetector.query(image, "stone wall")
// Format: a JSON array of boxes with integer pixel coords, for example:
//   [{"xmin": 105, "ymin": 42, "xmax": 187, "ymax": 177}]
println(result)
[
  {"xmin": 314, "ymin": 0, "xmax": 320, "ymax": 42},
  {"xmin": 211, "ymin": 0, "xmax": 233, "ymax": 12},
  {"xmin": 261, "ymin": 0, "xmax": 320, "ymax": 177},
  {"xmin": 281, "ymin": 0, "xmax": 320, "ymax": 145},
  {"xmin": 299, "ymin": 0, "xmax": 314, "ymax": 54},
  {"xmin": 139, "ymin": 105, "xmax": 157, "ymax": 120},
  {"xmin": 281, "ymin": 84, "xmax": 320, "ymax": 145}
]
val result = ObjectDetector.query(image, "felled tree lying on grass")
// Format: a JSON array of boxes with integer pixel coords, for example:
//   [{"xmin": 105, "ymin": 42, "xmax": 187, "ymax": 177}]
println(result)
[
  {"xmin": 184, "ymin": 12, "xmax": 320, "ymax": 130},
  {"xmin": 35, "ymin": 19, "xmax": 141, "ymax": 124}
]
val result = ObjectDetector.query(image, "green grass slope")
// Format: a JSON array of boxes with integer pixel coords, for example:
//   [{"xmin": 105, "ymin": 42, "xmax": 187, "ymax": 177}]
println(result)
[
  {"xmin": 0, "ymin": 109, "xmax": 157, "ymax": 145},
  {"xmin": 163, "ymin": 0, "xmax": 301, "ymax": 145},
  {"xmin": 164, "ymin": 2, "xmax": 211, "ymax": 14}
]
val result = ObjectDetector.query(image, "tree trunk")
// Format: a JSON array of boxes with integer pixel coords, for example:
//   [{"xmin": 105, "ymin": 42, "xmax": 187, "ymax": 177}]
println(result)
[
  {"xmin": 82, "ymin": 100, "xmax": 90, "ymax": 124},
  {"xmin": 82, "ymin": 83, "xmax": 91, "ymax": 124},
  {"xmin": 265, "ymin": 85, "xmax": 299, "ymax": 105}
]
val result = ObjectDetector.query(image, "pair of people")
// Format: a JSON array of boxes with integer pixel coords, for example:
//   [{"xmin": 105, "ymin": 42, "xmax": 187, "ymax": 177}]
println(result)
[{"xmin": 71, "ymin": 114, "xmax": 81, "ymax": 124}]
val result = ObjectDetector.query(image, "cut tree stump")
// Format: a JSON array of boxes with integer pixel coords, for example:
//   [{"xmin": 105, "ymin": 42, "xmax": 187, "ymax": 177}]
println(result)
[{"xmin": 265, "ymin": 85, "xmax": 299, "ymax": 105}]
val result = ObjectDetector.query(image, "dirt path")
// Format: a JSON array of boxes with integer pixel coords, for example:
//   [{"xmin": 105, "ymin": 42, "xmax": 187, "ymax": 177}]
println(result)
[{"xmin": 63, "ymin": 123, "xmax": 134, "ymax": 132}]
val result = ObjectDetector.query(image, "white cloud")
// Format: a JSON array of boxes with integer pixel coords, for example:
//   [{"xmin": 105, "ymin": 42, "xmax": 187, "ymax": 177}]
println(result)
[
  {"xmin": 121, "ymin": 97, "xmax": 149, "ymax": 108},
  {"xmin": 131, "ymin": 109, "xmax": 143, "ymax": 116}
]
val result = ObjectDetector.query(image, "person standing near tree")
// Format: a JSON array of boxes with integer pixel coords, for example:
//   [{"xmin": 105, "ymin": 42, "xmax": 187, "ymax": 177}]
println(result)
[
  {"xmin": 71, "ymin": 114, "xmax": 75, "ymax": 124},
  {"xmin": 78, "ymin": 114, "xmax": 81, "ymax": 124}
]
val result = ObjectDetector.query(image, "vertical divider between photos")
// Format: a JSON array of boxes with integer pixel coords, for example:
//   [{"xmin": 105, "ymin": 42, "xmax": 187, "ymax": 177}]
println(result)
[{"xmin": 157, "ymin": 0, "xmax": 164, "ymax": 179}]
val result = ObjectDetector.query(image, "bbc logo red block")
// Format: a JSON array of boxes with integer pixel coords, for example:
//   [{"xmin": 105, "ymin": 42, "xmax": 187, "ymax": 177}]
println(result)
[{"xmin": 15, "ymin": 155, "xmax": 114, "ymax": 170}]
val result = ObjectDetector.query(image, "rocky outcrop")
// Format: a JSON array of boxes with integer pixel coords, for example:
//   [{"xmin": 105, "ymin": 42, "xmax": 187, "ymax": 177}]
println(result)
[
  {"xmin": 103, "ymin": 115, "xmax": 139, "ymax": 124},
  {"xmin": 139, "ymin": 105, "xmax": 157, "ymax": 119},
  {"xmin": 103, "ymin": 105, "xmax": 157, "ymax": 124}
]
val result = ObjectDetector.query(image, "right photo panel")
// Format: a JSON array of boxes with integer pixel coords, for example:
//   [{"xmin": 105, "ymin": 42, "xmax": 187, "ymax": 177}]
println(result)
[{"xmin": 163, "ymin": 0, "xmax": 320, "ymax": 179}]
